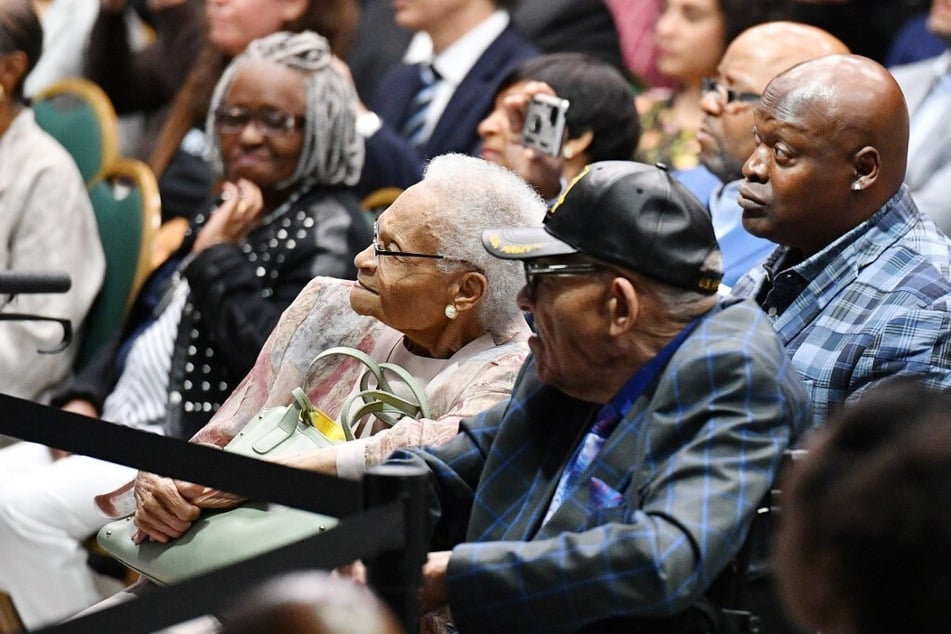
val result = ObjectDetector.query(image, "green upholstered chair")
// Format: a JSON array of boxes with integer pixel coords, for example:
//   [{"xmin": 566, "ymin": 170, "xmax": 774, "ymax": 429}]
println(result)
[
  {"xmin": 32, "ymin": 78, "xmax": 120, "ymax": 189},
  {"xmin": 77, "ymin": 159, "xmax": 160, "ymax": 371}
]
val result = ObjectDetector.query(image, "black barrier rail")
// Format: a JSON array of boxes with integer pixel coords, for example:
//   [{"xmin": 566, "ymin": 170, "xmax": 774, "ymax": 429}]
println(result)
[
  {"xmin": 0, "ymin": 393, "xmax": 429, "ymax": 632},
  {"xmin": 0, "ymin": 271, "xmax": 72, "ymax": 295},
  {"xmin": 0, "ymin": 271, "xmax": 74, "ymax": 353}
]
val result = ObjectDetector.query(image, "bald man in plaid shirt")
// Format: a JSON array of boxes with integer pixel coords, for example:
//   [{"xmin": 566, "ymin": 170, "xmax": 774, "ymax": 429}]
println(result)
[{"xmin": 731, "ymin": 55, "xmax": 951, "ymax": 425}]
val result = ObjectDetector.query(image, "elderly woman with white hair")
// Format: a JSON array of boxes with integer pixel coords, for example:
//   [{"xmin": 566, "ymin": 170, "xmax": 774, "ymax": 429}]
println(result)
[
  {"xmin": 0, "ymin": 30, "xmax": 370, "ymax": 629},
  {"xmin": 104, "ymin": 151, "xmax": 546, "ymax": 545}
]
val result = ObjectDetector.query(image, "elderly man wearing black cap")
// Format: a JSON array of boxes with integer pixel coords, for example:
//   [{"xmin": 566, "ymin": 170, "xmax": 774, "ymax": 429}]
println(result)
[{"xmin": 385, "ymin": 161, "xmax": 812, "ymax": 633}]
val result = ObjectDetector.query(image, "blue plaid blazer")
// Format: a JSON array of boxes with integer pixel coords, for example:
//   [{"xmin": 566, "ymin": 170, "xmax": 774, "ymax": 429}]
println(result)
[
  {"xmin": 392, "ymin": 298, "xmax": 811, "ymax": 633},
  {"xmin": 732, "ymin": 186, "xmax": 951, "ymax": 426}
]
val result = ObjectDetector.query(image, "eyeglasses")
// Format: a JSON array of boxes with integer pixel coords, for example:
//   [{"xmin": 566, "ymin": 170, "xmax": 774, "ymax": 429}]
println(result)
[
  {"xmin": 372, "ymin": 222, "xmax": 466, "ymax": 263},
  {"xmin": 701, "ymin": 78, "xmax": 761, "ymax": 106},
  {"xmin": 213, "ymin": 106, "xmax": 305, "ymax": 136},
  {"xmin": 523, "ymin": 260, "xmax": 607, "ymax": 299}
]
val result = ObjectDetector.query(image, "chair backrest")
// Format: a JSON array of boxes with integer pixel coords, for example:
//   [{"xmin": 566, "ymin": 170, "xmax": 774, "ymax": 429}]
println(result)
[
  {"xmin": 32, "ymin": 77, "xmax": 120, "ymax": 188},
  {"xmin": 77, "ymin": 158, "xmax": 161, "ymax": 371}
]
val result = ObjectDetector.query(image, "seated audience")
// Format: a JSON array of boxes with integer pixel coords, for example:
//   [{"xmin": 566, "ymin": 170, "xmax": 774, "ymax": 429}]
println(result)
[
  {"xmin": 731, "ymin": 54, "xmax": 951, "ymax": 425},
  {"xmin": 94, "ymin": 154, "xmax": 543, "ymax": 552},
  {"xmin": 477, "ymin": 52, "xmax": 640, "ymax": 202},
  {"xmin": 85, "ymin": 0, "xmax": 359, "ymax": 256},
  {"xmin": 348, "ymin": 0, "xmax": 537, "ymax": 197},
  {"xmin": 346, "ymin": 0, "xmax": 623, "ymax": 106},
  {"xmin": 0, "ymin": 30, "xmax": 369, "ymax": 629},
  {"xmin": 890, "ymin": 0, "xmax": 951, "ymax": 235},
  {"xmin": 691, "ymin": 21, "xmax": 848, "ymax": 287},
  {"xmin": 635, "ymin": 0, "xmax": 788, "ymax": 170},
  {"xmin": 387, "ymin": 161, "xmax": 812, "ymax": 632},
  {"xmin": 775, "ymin": 379, "xmax": 951, "ymax": 634},
  {"xmin": 0, "ymin": 0, "xmax": 105, "ymax": 404},
  {"xmin": 218, "ymin": 571, "xmax": 404, "ymax": 634}
]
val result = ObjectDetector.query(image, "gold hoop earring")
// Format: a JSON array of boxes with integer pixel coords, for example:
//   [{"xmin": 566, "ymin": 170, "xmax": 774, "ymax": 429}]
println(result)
[{"xmin": 444, "ymin": 304, "xmax": 458, "ymax": 320}]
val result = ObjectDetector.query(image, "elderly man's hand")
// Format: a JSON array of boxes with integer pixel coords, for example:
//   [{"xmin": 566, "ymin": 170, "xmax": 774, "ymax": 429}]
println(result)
[
  {"xmin": 419, "ymin": 550, "xmax": 452, "ymax": 614},
  {"xmin": 132, "ymin": 471, "xmax": 201, "ymax": 544}
]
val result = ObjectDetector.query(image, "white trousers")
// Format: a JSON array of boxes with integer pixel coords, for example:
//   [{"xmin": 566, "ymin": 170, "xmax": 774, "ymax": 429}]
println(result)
[{"xmin": 0, "ymin": 441, "xmax": 136, "ymax": 629}]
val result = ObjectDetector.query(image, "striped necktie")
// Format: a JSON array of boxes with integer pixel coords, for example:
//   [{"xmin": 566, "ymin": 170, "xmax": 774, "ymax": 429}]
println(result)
[{"xmin": 402, "ymin": 63, "xmax": 438, "ymax": 148}]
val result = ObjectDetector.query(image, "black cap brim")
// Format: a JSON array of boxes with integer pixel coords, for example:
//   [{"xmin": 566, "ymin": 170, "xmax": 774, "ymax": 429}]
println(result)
[{"xmin": 482, "ymin": 227, "xmax": 578, "ymax": 260}]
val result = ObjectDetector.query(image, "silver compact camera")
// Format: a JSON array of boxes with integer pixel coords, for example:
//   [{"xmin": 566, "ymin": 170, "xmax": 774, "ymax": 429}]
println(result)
[{"xmin": 521, "ymin": 93, "xmax": 570, "ymax": 157}]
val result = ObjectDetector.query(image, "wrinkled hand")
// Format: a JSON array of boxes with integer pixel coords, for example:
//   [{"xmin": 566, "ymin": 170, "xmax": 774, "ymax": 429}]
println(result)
[
  {"xmin": 132, "ymin": 471, "xmax": 201, "ymax": 544},
  {"xmin": 419, "ymin": 551, "xmax": 451, "ymax": 614},
  {"xmin": 191, "ymin": 179, "xmax": 264, "ymax": 254},
  {"xmin": 175, "ymin": 481, "xmax": 246, "ymax": 510}
]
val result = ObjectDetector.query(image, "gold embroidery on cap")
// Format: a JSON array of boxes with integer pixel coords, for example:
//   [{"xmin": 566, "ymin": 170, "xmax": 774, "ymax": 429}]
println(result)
[
  {"xmin": 549, "ymin": 165, "xmax": 590, "ymax": 215},
  {"xmin": 501, "ymin": 244, "xmax": 544, "ymax": 255}
]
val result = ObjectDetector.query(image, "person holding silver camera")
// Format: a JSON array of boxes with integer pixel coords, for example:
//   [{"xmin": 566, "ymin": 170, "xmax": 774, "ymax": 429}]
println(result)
[{"xmin": 477, "ymin": 53, "xmax": 640, "ymax": 202}]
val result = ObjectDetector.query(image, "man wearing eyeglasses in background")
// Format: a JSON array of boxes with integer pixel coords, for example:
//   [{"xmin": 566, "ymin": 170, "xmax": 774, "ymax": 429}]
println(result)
[
  {"xmin": 383, "ymin": 161, "xmax": 811, "ymax": 633},
  {"xmin": 686, "ymin": 21, "xmax": 848, "ymax": 288}
]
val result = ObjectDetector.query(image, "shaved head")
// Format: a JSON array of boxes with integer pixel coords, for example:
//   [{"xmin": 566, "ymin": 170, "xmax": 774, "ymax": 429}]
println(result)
[
  {"xmin": 763, "ymin": 54, "xmax": 909, "ymax": 194},
  {"xmin": 725, "ymin": 22, "xmax": 849, "ymax": 92},
  {"xmin": 738, "ymin": 55, "xmax": 911, "ymax": 255},
  {"xmin": 699, "ymin": 22, "xmax": 849, "ymax": 182}
]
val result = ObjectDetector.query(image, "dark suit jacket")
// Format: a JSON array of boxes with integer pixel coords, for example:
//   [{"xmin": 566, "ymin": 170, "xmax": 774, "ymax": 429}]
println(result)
[
  {"xmin": 392, "ymin": 299, "xmax": 812, "ymax": 633},
  {"xmin": 891, "ymin": 55, "xmax": 951, "ymax": 235},
  {"xmin": 347, "ymin": 0, "xmax": 623, "ymax": 104},
  {"xmin": 357, "ymin": 24, "xmax": 538, "ymax": 196}
]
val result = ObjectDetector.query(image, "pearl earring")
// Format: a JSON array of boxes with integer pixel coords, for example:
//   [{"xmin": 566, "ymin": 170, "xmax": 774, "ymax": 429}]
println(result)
[
  {"xmin": 445, "ymin": 304, "xmax": 458, "ymax": 320},
  {"xmin": 852, "ymin": 182, "xmax": 862, "ymax": 192},
  {"xmin": 562, "ymin": 145, "xmax": 574, "ymax": 160}
]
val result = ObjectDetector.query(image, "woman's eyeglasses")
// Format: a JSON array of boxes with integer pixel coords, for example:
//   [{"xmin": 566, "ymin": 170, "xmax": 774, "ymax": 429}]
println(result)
[
  {"xmin": 214, "ymin": 106, "xmax": 305, "ymax": 136},
  {"xmin": 371, "ymin": 222, "xmax": 481, "ymax": 266}
]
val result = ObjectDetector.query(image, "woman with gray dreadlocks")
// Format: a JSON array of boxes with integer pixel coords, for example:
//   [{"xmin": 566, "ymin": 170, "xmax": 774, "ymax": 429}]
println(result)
[{"xmin": 0, "ymin": 31, "xmax": 371, "ymax": 629}]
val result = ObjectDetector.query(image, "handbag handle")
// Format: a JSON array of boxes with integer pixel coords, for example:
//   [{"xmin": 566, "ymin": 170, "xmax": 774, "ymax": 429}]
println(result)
[{"xmin": 302, "ymin": 345, "xmax": 431, "ymax": 431}]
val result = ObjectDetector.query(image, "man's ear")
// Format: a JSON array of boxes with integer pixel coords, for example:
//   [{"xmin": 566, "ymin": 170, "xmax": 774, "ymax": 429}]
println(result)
[
  {"xmin": 451, "ymin": 271, "xmax": 488, "ymax": 315},
  {"xmin": 851, "ymin": 145, "xmax": 880, "ymax": 192},
  {"xmin": 607, "ymin": 276, "xmax": 638, "ymax": 337}
]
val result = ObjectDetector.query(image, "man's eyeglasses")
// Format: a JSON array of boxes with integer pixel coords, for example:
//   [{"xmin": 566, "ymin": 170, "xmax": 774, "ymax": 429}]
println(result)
[
  {"xmin": 523, "ymin": 261, "xmax": 607, "ymax": 299},
  {"xmin": 213, "ymin": 106, "xmax": 305, "ymax": 136},
  {"xmin": 701, "ymin": 78, "xmax": 761, "ymax": 106}
]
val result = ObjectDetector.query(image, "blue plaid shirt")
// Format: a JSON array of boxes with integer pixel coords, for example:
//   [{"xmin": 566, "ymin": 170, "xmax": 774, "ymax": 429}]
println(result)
[
  {"xmin": 732, "ymin": 186, "xmax": 951, "ymax": 426},
  {"xmin": 392, "ymin": 299, "xmax": 811, "ymax": 633}
]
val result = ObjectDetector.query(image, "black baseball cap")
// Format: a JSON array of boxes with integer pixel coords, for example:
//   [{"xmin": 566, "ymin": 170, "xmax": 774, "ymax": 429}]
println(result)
[{"xmin": 482, "ymin": 161, "xmax": 723, "ymax": 294}]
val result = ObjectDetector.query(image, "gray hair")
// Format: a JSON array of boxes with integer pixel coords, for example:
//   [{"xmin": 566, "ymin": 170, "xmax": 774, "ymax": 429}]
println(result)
[
  {"xmin": 422, "ymin": 154, "xmax": 546, "ymax": 334},
  {"xmin": 205, "ymin": 30, "xmax": 364, "ymax": 189}
]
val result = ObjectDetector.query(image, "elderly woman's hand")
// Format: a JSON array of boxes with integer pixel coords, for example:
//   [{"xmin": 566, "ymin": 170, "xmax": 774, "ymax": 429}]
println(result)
[
  {"xmin": 174, "ymin": 481, "xmax": 247, "ymax": 510},
  {"xmin": 132, "ymin": 471, "xmax": 201, "ymax": 544},
  {"xmin": 191, "ymin": 179, "xmax": 264, "ymax": 254}
]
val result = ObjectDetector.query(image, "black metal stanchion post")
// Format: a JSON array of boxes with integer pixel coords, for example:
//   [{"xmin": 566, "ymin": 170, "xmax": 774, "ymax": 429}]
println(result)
[{"xmin": 363, "ymin": 463, "xmax": 429, "ymax": 633}]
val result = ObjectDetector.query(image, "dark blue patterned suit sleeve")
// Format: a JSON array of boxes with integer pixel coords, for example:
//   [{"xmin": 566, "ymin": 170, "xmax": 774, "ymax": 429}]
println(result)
[{"xmin": 434, "ymin": 301, "xmax": 812, "ymax": 633}]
